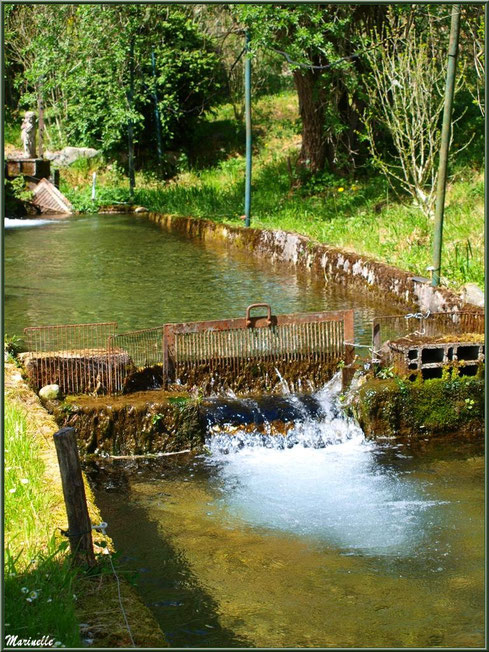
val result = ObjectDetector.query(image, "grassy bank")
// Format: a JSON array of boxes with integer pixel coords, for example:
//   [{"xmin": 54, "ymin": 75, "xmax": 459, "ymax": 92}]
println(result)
[
  {"xmin": 53, "ymin": 91, "xmax": 483, "ymax": 290},
  {"xmin": 4, "ymin": 398, "xmax": 82, "ymax": 648},
  {"xmin": 4, "ymin": 364, "xmax": 168, "ymax": 648}
]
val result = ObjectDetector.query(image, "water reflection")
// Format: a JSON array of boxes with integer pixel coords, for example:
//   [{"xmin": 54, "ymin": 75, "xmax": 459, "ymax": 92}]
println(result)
[{"xmin": 5, "ymin": 213, "xmax": 402, "ymax": 338}]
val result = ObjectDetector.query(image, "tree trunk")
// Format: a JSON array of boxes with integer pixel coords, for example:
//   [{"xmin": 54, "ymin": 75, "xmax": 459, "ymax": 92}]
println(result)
[{"xmin": 293, "ymin": 69, "xmax": 327, "ymax": 175}]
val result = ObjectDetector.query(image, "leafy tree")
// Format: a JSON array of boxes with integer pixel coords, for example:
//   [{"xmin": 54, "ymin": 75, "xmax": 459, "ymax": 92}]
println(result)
[
  {"xmin": 361, "ymin": 7, "xmax": 450, "ymax": 216},
  {"xmin": 361, "ymin": 5, "xmax": 478, "ymax": 216},
  {"xmin": 234, "ymin": 3, "xmax": 386, "ymax": 176},
  {"xmin": 5, "ymin": 4, "xmax": 226, "ymax": 166}
]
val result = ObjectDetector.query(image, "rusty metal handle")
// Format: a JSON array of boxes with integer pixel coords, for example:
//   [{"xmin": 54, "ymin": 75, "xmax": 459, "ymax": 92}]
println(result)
[{"xmin": 246, "ymin": 303, "xmax": 273, "ymax": 328}]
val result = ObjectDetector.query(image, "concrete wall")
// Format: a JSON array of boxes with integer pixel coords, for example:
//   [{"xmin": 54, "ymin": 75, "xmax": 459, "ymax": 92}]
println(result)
[{"xmin": 144, "ymin": 213, "xmax": 481, "ymax": 314}]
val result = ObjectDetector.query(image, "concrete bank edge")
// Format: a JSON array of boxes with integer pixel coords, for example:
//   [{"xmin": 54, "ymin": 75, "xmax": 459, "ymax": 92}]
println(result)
[{"xmin": 144, "ymin": 212, "xmax": 481, "ymax": 314}]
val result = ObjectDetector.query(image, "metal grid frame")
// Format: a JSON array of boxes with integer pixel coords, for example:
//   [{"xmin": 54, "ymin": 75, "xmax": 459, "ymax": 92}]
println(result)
[
  {"xmin": 372, "ymin": 311, "xmax": 484, "ymax": 355},
  {"xmin": 23, "ymin": 322, "xmax": 118, "ymax": 395},
  {"xmin": 163, "ymin": 307, "xmax": 355, "ymax": 384}
]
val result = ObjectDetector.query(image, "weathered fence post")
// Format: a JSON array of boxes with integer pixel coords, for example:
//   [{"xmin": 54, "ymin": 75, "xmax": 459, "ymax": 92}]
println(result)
[
  {"xmin": 372, "ymin": 321, "xmax": 382, "ymax": 358},
  {"xmin": 53, "ymin": 427, "xmax": 95, "ymax": 566}
]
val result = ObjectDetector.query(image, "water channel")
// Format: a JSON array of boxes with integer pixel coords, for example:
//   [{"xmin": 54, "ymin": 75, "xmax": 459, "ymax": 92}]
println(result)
[
  {"xmin": 4, "ymin": 213, "xmax": 397, "ymax": 339},
  {"xmin": 4, "ymin": 214, "xmax": 485, "ymax": 647}
]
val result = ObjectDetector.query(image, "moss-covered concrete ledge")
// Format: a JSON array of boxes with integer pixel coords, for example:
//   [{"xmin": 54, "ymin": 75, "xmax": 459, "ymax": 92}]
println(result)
[
  {"xmin": 49, "ymin": 390, "xmax": 203, "ymax": 456},
  {"xmin": 143, "ymin": 212, "xmax": 481, "ymax": 313},
  {"xmin": 4, "ymin": 363, "xmax": 168, "ymax": 648},
  {"xmin": 349, "ymin": 374, "xmax": 484, "ymax": 439}
]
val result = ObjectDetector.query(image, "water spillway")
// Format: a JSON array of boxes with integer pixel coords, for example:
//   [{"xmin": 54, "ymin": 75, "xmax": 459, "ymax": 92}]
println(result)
[
  {"xmin": 203, "ymin": 373, "xmax": 361, "ymax": 452},
  {"xmin": 87, "ymin": 375, "xmax": 484, "ymax": 648}
]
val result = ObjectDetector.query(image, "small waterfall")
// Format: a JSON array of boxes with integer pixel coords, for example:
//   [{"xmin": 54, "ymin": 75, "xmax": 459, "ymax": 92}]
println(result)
[{"xmin": 204, "ymin": 373, "xmax": 364, "ymax": 455}]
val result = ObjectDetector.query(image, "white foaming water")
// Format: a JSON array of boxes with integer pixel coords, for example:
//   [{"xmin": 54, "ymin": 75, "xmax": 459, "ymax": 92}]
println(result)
[
  {"xmin": 5, "ymin": 218, "xmax": 61, "ymax": 228},
  {"xmin": 205, "ymin": 375, "xmax": 449, "ymax": 556},
  {"xmin": 207, "ymin": 374, "xmax": 363, "ymax": 453}
]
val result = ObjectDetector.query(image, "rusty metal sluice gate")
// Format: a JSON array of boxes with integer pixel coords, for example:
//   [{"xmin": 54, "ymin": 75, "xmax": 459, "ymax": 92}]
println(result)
[
  {"xmin": 21, "ymin": 305, "xmax": 355, "ymax": 396},
  {"xmin": 21, "ymin": 308, "xmax": 484, "ymax": 395}
]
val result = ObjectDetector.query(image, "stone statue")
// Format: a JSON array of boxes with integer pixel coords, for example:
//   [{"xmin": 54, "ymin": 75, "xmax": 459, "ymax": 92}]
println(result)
[{"xmin": 21, "ymin": 111, "xmax": 37, "ymax": 158}]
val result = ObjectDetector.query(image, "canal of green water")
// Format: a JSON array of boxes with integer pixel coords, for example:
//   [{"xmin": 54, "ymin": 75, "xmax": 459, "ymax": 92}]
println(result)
[
  {"xmin": 5, "ymin": 214, "xmax": 484, "ymax": 647},
  {"xmin": 5, "ymin": 213, "xmax": 398, "ymax": 340}
]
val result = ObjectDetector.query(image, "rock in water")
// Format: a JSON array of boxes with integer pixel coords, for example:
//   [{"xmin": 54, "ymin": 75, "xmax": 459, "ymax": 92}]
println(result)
[
  {"xmin": 461, "ymin": 283, "xmax": 484, "ymax": 308},
  {"xmin": 39, "ymin": 384, "xmax": 61, "ymax": 400}
]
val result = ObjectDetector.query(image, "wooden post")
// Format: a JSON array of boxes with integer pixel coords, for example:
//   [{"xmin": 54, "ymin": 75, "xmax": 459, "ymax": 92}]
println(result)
[
  {"xmin": 373, "ymin": 321, "xmax": 381, "ymax": 358},
  {"xmin": 53, "ymin": 427, "xmax": 95, "ymax": 566}
]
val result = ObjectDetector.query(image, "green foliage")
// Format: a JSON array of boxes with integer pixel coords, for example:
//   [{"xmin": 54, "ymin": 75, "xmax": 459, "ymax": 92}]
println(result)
[
  {"xmin": 5, "ymin": 4, "xmax": 226, "ymax": 159},
  {"xmin": 4, "ymin": 333, "xmax": 24, "ymax": 361},
  {"xmin": 376, "ymin": 366, "xmax": 395, "ymax": 380},
  {"xmin": 6, "ymin": 176, "xmax": 33, "ymax": 203},
  {"xmin": 5, "ymin": 176, "xmax": 34, "ymax": 217},
  {"xmin": 151, "ymin": 412, "xmax": 164, "ymax": 425},
  {"xmin": 120, "ymin": 91, "xmax": 482, "ymax": 289},
  {"xmin": 357, "ymin": 375, "xmax": 484, "ymax": 437},
  {"xmin": 235, "ymin": 4, "xmax": 380, "ymax": 173},
  {"xmin": 5, "ymin": 539, "xmax": 81, "ymax": 648}
]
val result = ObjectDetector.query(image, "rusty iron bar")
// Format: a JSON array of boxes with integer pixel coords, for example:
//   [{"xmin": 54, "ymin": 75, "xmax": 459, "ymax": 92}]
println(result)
[{"xmin": 163, "ymin": 305, "xmax": 355, "ymax": 386}]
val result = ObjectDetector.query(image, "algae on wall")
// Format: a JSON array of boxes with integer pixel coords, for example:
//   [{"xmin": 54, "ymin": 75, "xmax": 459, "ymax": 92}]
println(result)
[
  {"xmin": 51, "ymin": 392, "xmax": 204, "ymax": 456},
  {"xmin": 350, "ymin": 374, "xmax": 484, "ymax": 439}
]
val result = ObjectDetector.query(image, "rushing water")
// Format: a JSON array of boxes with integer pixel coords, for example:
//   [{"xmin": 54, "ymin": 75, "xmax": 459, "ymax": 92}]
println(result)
[
  {"xmin": 4, "ymin": 213, "xmax": 401, "ymax": 340},
  {"xmin": 89, "ymin": 377, "xmax": 484, "ymax": 648},
  {"xmin": 6, "ymin": 214, "xmax": 484, "ymax": 647}
]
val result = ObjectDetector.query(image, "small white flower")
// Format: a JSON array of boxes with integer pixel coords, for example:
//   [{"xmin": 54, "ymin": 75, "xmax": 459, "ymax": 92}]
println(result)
[
  {"xmin": 29, "ymin": 591, "xmax": 38, "ymax": 600},
  {"xmin": 9, "ymin": 488, "xmax": 16, "ymax": 494},
  {"xmin": 47, "ymin": 598, "xmax": 52, "ymax": 603},
  {"xmin": 20, "ymin": 478, "xmax": 29, "ymax": 484},
  {"xmin": 21, "ymin": 587, "xmax": 29, "ymax": 593},
  {"xmin": 26, "ymin": 597, "xmax": 32, "ymax": 602}
]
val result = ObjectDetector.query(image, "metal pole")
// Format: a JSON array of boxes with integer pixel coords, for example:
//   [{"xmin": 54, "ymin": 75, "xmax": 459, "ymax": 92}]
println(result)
[
  {"xmin": 244, "ymin": 32, "xmax": 252, "ymax": 227},
  {"xmin": 37, "ymin": 77, "xmax": 44, "ymax": 159},
  {"xmin": 127, "ymin": 37, "xmax": 135, "ymax": 200},
  {"xmin": 432, "ymin": 4, "xmax": 461, "ymax": 287},
  {"xmin": 151, "ymin": 50, "xmax": 163, "ymax": 165}
]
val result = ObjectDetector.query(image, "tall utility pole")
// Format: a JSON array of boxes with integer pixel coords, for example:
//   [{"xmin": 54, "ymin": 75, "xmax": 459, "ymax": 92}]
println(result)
[
  {"xmin": 244, "ymin": 32, "xmax": 252, "ymax": 227},
  {"xmin": 151, "ymin": 49, "xmax": 163, "ymax": 165},
  {"xmin": 432, "ymin": 4, "xmax": 461, "ymax": 286}
]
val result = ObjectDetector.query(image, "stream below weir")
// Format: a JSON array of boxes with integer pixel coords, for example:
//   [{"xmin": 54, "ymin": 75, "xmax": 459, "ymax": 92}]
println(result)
[
  {"xmin": 5, "ymin": 213, "xmax": 484, "ymax": 647},
  {"xmin": 87, "ymin": 377, "xmax": 484, "ymax": 648}
]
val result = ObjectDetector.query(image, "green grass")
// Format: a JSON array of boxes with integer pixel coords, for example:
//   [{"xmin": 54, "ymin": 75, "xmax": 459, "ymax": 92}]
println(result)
[{"xmin": 4, "ymin": 400, "xmax": 82, "ymax": 648}]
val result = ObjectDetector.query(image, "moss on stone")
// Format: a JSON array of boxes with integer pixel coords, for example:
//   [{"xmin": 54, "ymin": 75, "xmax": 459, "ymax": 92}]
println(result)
[{"xmin": 352, "ymin": 375, "xmax": 484, "ymax": 439}]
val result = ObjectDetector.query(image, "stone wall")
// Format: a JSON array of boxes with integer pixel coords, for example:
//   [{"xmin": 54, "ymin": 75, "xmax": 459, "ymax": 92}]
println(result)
[{"xmin": 144, "ymin": 213, "xmax": 481, "ymax": 314}]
